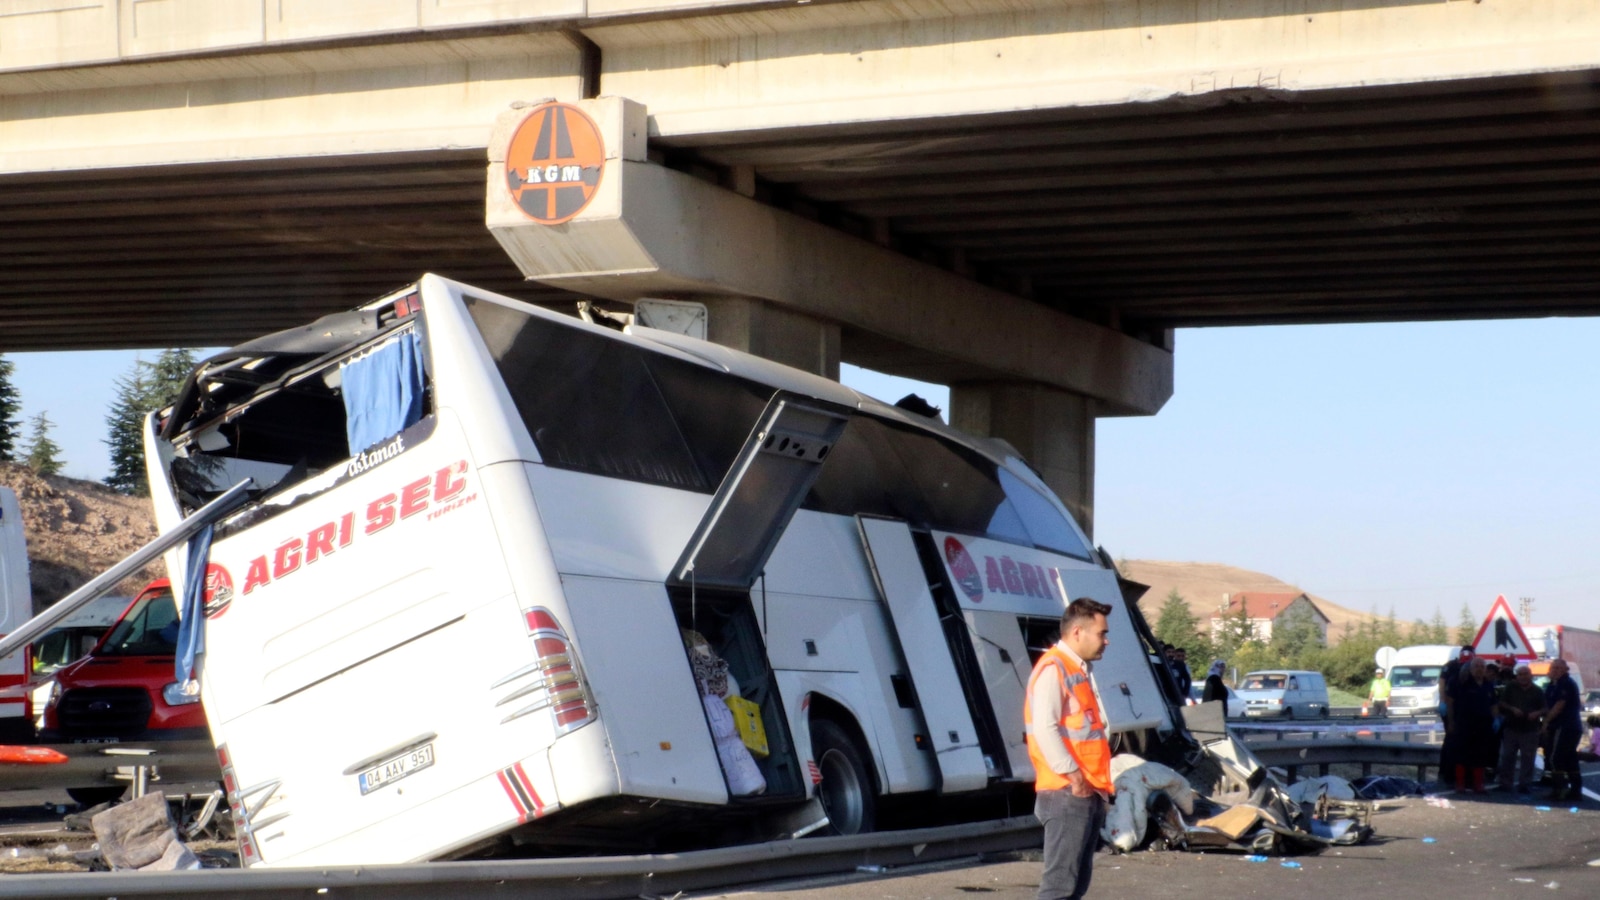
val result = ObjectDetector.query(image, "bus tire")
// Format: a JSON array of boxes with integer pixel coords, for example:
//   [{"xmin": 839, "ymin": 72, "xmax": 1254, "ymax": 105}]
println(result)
[
  {"xmin": 67, "ymin": 786, "xmax": 127, "ymax": 807},
  {"xmin": 812, "ymin": 718, "xmax": 876, "ymax": 836}
]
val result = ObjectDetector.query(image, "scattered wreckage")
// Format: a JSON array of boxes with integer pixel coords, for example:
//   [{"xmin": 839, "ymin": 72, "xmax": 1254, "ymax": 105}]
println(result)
[{"xmin": 1092, "ymin": 663, "xmax": 1377, "ymax": 857}]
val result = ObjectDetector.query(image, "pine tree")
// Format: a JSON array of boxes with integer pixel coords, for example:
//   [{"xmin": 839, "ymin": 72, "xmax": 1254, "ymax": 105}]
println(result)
[
  {"xmin": 1455, "ymin": 603, "xmax": 1478, "ymax": 646},
  {"xmin": 0, "ymin": 355, "xmax": 20, "ymax": 462},
  {"xmin": 103, "ymin": 365, "xmax": 153, "ymax": 495},
  {"xmin": 23, "ymin": 411, "xmax": 63, "ymax": 476},
  {"xmin": 145, "ymin": 349, "xmax": 197, "ymax": 409},
  {"xmin": 1428, "ymin": 608, "xmax": 1450, "ymax": 644},
  {"xmin": 1153, "ymin": 589, "xmax": 1207, "ymax": 663},
  {"xmin": 102, "ymin": 349, "xmax": 199, "ymax": 496}
]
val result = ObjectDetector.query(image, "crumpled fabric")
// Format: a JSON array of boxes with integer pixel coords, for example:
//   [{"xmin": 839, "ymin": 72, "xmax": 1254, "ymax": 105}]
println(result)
[
  {"xmin": 1101, "ymin": 757, "xmax": 1198, "ymax": 852},
  {"xmin": 1286, "ymin": 774, "xmax": 1355, "ymax": 805}
]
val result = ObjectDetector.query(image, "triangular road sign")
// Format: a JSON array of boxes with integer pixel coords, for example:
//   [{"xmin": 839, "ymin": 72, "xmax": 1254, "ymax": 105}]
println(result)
[{"xmin": 1470, "ymin": 595, "xmax": 1535, "ymax": 659}]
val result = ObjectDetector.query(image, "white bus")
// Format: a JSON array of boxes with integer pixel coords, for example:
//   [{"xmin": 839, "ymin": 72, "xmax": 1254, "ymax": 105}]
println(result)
[{"xmin": 145, "ymin": 274, "xmax": 1170, "ymax": 867}]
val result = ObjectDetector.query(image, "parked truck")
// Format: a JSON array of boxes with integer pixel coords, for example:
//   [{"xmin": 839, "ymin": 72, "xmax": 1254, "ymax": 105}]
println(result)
[
  {"xmin": 138, "ymin": 274, "xmax": 1175, "ymax": 868},
  {"xmin": 1524, "ymin": 624, "xmax": 1600, "ymax": 695}
]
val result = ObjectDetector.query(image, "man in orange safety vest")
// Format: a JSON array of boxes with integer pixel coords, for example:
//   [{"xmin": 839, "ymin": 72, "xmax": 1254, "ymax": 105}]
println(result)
[{"xmin": 1025, "ymin": 597, "xmax": 1114, "ymax": 900}]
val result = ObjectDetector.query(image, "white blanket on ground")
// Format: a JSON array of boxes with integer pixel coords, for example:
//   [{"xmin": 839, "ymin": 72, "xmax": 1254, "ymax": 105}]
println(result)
[{"xmin": 1101, "ymin": 757, "xmax": 1198, "ymax": 852}]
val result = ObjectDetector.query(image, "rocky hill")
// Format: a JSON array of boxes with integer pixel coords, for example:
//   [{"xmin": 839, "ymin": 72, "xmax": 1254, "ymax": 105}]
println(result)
[
  {"xmin": 1119, "ymin": 559, "xmax": 1378, "ymax": 645},
  {"xmin": 0, "ymin": 462, "xmax": 163, "ymax": 611}
]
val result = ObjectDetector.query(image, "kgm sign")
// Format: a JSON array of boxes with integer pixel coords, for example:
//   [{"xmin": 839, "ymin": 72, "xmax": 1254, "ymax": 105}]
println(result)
[{"xmin": 505, "ymin": 102, "xmax": 606, "ymax": 225}]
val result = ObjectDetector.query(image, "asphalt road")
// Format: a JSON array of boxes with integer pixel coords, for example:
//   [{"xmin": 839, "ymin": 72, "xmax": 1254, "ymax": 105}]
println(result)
[{"xmin": 694, "ymin": 765, "xmax": 1600, "ymax": 899}]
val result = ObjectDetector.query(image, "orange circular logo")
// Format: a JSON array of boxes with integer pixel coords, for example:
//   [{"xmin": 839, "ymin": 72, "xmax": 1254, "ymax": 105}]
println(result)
[{"xmin": 505, "ymin": 102, "xmax": 606, "ymax": 225}]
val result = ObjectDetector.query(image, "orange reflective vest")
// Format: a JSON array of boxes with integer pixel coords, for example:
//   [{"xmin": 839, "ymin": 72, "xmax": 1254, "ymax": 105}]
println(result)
[{"xmin": 1024, "ymin": 645, "xmax": 1113, "ymax": 794}]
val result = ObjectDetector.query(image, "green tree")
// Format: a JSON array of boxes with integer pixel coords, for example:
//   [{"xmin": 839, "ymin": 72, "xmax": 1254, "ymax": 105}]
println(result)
[
  {"xmin": 1153, "ymin": 589, "xmax": 1208, "ymax": 666},
  {"xmin": 1455, "ymin": 603, "xmax": 1478, "ymax": 646},
  {"xmin": 23, "ymin": 411, "xmax": 63, "ymax": 476},
  {"xmin": 102, "ymin": 349, "xmax": 198, "ymax": 496},
  {"xmin": 1232, "ymin": 641, "xmax": 1281, "ymax": 679},
  {"xmin": 0, "ymin": 355, "xmax": 21, "ymax": 462},
  {"xmin": 1433, "ymin": 605, "xmax": 1459, "ymax": 640},
  {"xmin": 1210, "ymin": 604, "xmax": 1256, "ymax": 666},
  {"xmin": 103, "ymin": 365, "xmax": 153, "ymax": 495},
  {"xmin": 1321, "ymin": 631, "xmax": 1384, "ymax": 692}
]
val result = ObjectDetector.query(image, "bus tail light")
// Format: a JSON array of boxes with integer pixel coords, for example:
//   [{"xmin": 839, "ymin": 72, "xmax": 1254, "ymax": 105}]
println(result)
[{"xmin": 494, "ymin": 608, "xmax": 595, "ymax": 734}]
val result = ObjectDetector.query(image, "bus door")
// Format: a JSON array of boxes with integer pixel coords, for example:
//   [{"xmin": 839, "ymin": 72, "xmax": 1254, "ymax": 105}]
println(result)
[
  {"xmin": 1050, "ymin": 565, "xmax": 1171, "ymax": 733},
  {"xmin": 856, "ymin": 517, "xmax": 991, "ymax": 794},
  {"xmin": 668, "ymin": 394, "xmax": 851, "ymax": 801}
]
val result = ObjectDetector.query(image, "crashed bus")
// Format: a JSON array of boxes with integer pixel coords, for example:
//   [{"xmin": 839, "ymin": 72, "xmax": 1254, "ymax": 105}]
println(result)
[{"xmin": 144, "ymin": 274, "xmax": 1172, "ymax": 867}]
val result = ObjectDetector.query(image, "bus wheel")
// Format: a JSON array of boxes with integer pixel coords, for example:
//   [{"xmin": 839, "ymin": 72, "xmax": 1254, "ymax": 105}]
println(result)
[
  {"xmin": 67, "ymin": 786, "xmax": 127, "ymax": 807},
  {"xmin": 812, "ymin": 719, "xmax": 876, "ymax": 835}
]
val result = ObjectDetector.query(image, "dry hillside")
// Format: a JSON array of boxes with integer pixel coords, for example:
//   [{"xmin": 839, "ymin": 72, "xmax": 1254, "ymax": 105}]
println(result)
[
  {"xmin": 0, "ymin": 462, "xmax": 163, "ymax": 611},
  {"xmin": 1120, "ymin": 559, "xmax": 1380, "ymax": 646}
]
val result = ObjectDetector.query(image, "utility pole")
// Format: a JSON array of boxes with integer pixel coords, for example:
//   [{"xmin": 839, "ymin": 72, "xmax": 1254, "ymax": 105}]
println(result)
[{"xmin": 1518, "ymin": 596, "xmax": 1535, "ymax": 622}]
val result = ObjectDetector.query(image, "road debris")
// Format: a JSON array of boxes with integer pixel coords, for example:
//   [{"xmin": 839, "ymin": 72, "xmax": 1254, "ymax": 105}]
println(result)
[{"xmin": 90, "ymin": 791, "xmax": 200, "ymax": 871}]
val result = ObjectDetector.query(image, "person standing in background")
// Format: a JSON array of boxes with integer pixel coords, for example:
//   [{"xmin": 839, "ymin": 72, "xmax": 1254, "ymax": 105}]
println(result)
[
  {"xmin": 1540, "ymin": 658, "xmax": 1583, "ymax": 803},
  {"xmin": 1202, "ymin": 660, "xmax": 1229, "ymax": 704},
  {"xmin": 1368, "ymin": 668, "xmax": 1392, "ymax": 717},
  {"xmin": 1172, "ymin": 646, "xmax": 1193, "ymax": 698},
  {"xmin": 1026, "ymin": 599, "xmax": 1115, "ymax": 900},
  {"xmin": 1495, "ymin": 664, "xmax": 1545, "ymax": 795}
]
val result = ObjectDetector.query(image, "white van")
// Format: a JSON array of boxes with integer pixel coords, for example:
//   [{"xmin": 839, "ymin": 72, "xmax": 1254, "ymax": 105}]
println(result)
[
  {"xmin": 1384, "ymin": 645, "xmax": 1462, "ymax": 716},
  {"xmin": 0, "ymin": 487, "xmax": 34, "ymax": 741},
  {"xmin": 1238, "ymin": 670, "xmax": 1330, "ymax": 718}
]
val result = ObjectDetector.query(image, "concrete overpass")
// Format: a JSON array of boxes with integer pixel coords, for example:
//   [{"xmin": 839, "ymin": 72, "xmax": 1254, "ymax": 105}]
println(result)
[{"xmin": 3, "ymin": 0, "xmax": 1599, "ymax": 528}]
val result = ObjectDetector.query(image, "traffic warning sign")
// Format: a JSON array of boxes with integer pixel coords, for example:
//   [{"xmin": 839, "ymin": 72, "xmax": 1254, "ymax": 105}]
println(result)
[
  {"xmin": 1470, "ymin": 594, "xmax": 1535, "ymax": 660},
  {"xmin": 505, "ymin": 102, "xmax": 605, "ymax": 225}
]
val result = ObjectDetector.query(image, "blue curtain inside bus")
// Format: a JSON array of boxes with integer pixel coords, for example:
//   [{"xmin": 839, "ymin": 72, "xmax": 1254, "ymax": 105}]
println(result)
[
  {"xmin": 174, "ymin": 524, "xmax": 213, "ymax": 690},
  {"xmin": 341, "ymin": 331, "xmax": 424, "ymax": 456}
]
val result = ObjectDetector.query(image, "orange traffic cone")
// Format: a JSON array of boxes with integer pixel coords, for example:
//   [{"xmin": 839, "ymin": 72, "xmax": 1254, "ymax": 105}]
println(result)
[{"xmin": 1360, "ymin": 703, "xmax": 1369, "ymax": 717}]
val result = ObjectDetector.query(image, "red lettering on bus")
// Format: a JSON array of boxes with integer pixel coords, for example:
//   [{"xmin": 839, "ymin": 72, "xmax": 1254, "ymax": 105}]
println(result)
[
  {"xmin": 435, "ymin": 461, "xmax": 467, "ymax": 502},
  {"xmin": 305, "ymin": 523, "xmax": 336, "ymax": 564},
  {"xmin": 399, "ymin": 477, "xmax": 430, "ymax": 519},
  {"xmin": 273, "ymin": 538, "xmax": 303, "ymax": 579},
  {"xmin": 366, "ymin": 494, "xmax": 397, "ymax": 534},
  {"xmin": 243, "ymin": 557, "xmax": 271, "ymax": 594}
]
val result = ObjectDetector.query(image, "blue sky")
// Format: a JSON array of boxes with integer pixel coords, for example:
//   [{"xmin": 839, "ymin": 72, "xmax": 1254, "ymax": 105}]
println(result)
[{"xmin": 8, "ymin": 318, "xmax": 1599, "ymax": 631}]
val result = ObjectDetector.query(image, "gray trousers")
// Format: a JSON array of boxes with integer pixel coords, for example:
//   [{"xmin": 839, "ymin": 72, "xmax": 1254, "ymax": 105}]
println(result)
[
  {"xmin": 1035, "ymin": 789, "xmax": 1105, "ymax": 900},
  {"xmin": 1497, "ymin": 728, "xmax": 1539, "ymax": 789}
]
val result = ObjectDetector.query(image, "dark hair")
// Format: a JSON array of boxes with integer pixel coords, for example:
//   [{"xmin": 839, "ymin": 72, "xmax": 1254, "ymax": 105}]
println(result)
[{"xmin": 1061, "ymin": 598, "xmax": 1113, "ymax": 633}]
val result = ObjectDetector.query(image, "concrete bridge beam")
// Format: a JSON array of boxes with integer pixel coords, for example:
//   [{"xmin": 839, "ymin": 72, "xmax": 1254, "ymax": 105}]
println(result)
[
  {"xmin": 486, "ymin": 98, "xmax": 1163, "ymax": 533},
  {"xmin": 485, "ymin": 100, "xmax": 1174, "ymax": 417}
]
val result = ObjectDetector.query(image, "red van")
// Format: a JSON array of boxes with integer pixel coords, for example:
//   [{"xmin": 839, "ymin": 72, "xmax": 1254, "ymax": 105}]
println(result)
[{"xmin": 38, "ymin": 579, "xmax": 208, "ymax": 747}]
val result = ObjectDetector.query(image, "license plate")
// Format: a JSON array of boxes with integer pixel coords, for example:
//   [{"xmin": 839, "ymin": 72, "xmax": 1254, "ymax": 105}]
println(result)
[{"xmin": 358, "ymin": 743, "xmax": 435, "ymax": 795}]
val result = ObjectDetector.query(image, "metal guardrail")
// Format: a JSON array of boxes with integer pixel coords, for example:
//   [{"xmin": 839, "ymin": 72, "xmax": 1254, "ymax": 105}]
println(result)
[
  {"xmin": 0, "ymin": 814, "xmax": 1043, "ymax": 899},
  {"xmin": 0, "ymin": 740, "xmax": 219, "ymax": 793}
]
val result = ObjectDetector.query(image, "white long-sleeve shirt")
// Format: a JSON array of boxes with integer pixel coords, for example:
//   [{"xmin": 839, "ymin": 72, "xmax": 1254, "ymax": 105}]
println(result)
[{"xmin": 1029, "ymin": 641, "xmax": 1090, "ymax": 777}]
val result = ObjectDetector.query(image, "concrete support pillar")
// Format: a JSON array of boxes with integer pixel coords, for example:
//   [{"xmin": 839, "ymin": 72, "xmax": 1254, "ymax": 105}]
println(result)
[
  {"xmin": 950, "ymin": 381, "xmax": 1096, "ymax": 538},
  {"xmin": 701, "ymin": 296, "xmax": 841, "ymax": 380}
]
